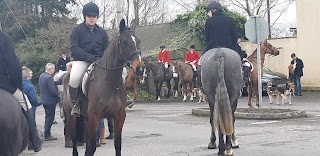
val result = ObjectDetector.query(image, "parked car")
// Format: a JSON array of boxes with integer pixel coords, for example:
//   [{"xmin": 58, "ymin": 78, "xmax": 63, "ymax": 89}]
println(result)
[{"xmin": 242, "ymin": 67, "xmax": 288, "ymax": 96}]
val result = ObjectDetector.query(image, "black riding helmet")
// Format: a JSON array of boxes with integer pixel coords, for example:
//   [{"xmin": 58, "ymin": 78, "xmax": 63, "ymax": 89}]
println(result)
[
  {"xmin": 206, "ymin": 1, "xmax": 222, "ymax": 11},
  {"xmin": 159, "ymin": 44, "xmax": 165, "ymax": 49},
  {"xmin": 83, "ymin": 2, "xmax": 99, "ymax": 17}
]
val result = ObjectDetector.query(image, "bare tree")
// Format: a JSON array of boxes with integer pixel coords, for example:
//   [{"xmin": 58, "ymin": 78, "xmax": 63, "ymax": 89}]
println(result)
[
  {"xmin": 224, "ymin": 0, "xmax": 295, "ymax": 37},
  {"xmin": 133, "ymin": 0, "xmax": 142, "ymax": 26}
]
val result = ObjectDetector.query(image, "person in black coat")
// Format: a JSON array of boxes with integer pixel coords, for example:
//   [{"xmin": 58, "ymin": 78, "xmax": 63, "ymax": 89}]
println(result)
[
  {"xmin": 234, "ymin": 38, "xmax": 250, "ymax": 82},
  {"xmin": 203, "ymin": 1, "xmax": 238, "ymax": 55},
  {"xmin": 68, "ymin": 2, "xmax": 109, "ymax": 116},
  {"xmin": 57, "ymin": 52, "xmax": 71, "ymax": 72},
  {"xmin": 39, "ymin": 63, "xmax": 60, "ymax": 141},
  {"xmin": 234, "ymin": 38, "xmax": 248, "ymax": 60},
  {"xmin": 290, "ymin": 53, "xmax": 304, "ymax": 96},
  {"xmin": 0, "ymin": 31, "xmax": 43, "ymax": 152}
]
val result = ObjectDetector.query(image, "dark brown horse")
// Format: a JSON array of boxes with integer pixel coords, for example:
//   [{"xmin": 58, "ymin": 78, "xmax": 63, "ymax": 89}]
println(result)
[
  {"xmin": 63, "ymin": 19, "xmax": 142, "ymax": 156},
  {"xmin": 0, "ymin": 89, "xmax": 29, "ymax": 156},
  {"xmin": 173, "ymin": 61, "xmax": 195, "ymax": 102},
  {"xmin": 247, "ymin": 40, "xmax": 280, "ymax": 108}
]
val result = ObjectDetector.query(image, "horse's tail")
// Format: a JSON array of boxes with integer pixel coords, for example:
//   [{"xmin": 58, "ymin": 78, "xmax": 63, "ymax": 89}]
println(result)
[{"xmin": 213, "ymin": 56, "xmax": 234, "ymax": 135}]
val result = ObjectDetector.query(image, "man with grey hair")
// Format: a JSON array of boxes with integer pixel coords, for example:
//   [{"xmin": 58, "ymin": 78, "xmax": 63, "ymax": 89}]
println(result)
[{"xmin": 39, "ymin": 63, "xmax": 59, "ymax": 141}]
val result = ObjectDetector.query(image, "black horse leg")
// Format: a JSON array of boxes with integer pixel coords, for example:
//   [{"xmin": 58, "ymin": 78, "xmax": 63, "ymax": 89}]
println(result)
[
  {"xmin": 84, "ymin": 115, "xmax": 100, "ymax": 156},
  {"xmin": 225, "ymin": 135, "xmax": 233, "ymax": 155},
  {"xmin": 218, "ymin": 131, "xmax": 225, "ymax": 156},
  {"xmin": 66, "ymin": 113, "xmax": 78, "ymax": 156},
  {"xmin": 231, "ymin": 99, "xmax": 239, "ymax": 148},
  {"xmin": 114, "ymin": 109, "xmax": 126, "ymax": 156},
  {"xmin": 208, "ymin": 102, "xmax": 217, "ymax": 149},
  {"xmin": 154, "ymin": 80, "xmax": 159, "ymax": 100},
  {"xmin": 158, "ymin": 81, "xmax": 163, "ymax": 100},
  {"xmin": 173, "ymin": 78, "xmax": 179, "ymax": 97},
  {"xmin": 166, "ymin": 80, "xmax": 171, "ymax": 98}
]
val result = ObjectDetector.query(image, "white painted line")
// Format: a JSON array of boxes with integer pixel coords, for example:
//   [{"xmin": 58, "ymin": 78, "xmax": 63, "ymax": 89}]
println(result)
[
  {"xmin": 315, "ymin": 114, "xmax": 320, "ymax": 117},
  {"xmin": 251, "ymin": 121, "xmax": 280, "ymax": 125}
]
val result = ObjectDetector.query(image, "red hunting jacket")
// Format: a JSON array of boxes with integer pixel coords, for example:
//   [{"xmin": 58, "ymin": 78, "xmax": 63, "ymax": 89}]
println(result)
[
  {"xmin": 185, "ymin": 51, "xmax": 200, "ymax": 67},
  {"xmin": 158, "ymin": 49, "xmax": 171, "ymax": 64}
]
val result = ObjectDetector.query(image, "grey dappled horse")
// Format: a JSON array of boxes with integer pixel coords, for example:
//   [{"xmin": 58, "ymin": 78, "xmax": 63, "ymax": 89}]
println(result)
[
  {"xmin": 0, "ymin": 89, "xmax": 29, "ymax": 156},
  {"xmin": 201, "ymin": 48, "xmax": 242, "ymax": 156}
]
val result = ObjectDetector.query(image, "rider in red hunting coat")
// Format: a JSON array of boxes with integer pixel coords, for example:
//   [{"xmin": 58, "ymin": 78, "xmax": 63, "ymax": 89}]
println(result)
[
  {"xmin": 158, "ymin": 44, "xmax": 171, "ymax": 76},
  {"xmin": 185, "ymin": 45, "xmax": 200, "ymax": 69}
]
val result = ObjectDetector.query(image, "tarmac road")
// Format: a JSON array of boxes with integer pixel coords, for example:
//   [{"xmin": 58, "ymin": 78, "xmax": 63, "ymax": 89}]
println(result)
[{"xmin": 21, "ymin": 92, "xmax": 320, "ymax": 156}]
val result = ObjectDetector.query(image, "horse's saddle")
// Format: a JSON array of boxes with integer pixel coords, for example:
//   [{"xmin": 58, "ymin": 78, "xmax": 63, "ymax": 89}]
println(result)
[
  {"xmin": 81, "ymin": 63, "xmax": 95, "ymax": 97},
  {"xmin": 187, "ymin": 63, "xmax": 197, "ymax": 72},
  {"xmin": 243, "ymin": 61, "xmax": 253, "ymax": 72},
  {"xmin": 172, "ymin": 66, "xmax": 178, "ymax": 78}
]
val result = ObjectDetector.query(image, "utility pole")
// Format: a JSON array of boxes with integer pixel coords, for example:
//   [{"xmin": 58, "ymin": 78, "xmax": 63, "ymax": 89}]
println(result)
[
  {"xmin": 267, "ymin": 0, "xmax": 271, "ymax": 38},
  {"xmin": 102, "ymin": 0, "xmax": 106, "ymax": 29}
]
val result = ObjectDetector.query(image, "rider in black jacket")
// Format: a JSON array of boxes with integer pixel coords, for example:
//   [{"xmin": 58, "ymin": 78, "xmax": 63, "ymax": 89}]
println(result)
[
  {"xmin": 69, "ymin": 2, "xmax": 109, "ymax": 116},
  {"xmin": 203, "ymin": 1, "xmax": 238, "ymax": 55}
]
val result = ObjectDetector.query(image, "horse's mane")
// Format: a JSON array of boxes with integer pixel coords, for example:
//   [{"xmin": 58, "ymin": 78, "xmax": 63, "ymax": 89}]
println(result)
[{"xmin": 103, "ymin": 34, "xmax": 120, "ymax": 58}]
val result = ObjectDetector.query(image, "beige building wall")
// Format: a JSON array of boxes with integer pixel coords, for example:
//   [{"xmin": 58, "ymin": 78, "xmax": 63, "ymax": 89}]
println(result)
[
  {"xmin": 239, "ymin": 0, "xmax": 320, "ymax": 88},
  {"xmin": 296, "ymin": 0, "xmax": 320, "ymax": 87}
]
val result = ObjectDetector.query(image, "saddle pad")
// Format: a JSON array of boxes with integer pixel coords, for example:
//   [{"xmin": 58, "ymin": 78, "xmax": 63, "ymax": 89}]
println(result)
[
  {"xmin": 243, "ymin": 61, "xmax": 254, "ymax": 72},
  {"xmin": 172, "ymin": 66, "xmax": 178, "ymax": 78},
  {"xmin": 82, "ymin": 63, "xmax": 95, "ymax": 96}
]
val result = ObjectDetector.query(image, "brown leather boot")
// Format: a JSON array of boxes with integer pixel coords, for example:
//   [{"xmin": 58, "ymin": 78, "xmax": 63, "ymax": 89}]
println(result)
[{"xmin": 100, "ymin": 126, "xmax": 106, "ymax": 144}]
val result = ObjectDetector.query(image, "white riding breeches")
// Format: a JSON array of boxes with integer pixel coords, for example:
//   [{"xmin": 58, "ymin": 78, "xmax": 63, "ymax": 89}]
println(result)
[
  {"xmin": 13, "ymin": 89, "xmax": 32, "ymax": 111},
  {"xmin": 164, "ymin": 62, "xmax": 168, "ymax": 68},
  {"xmin": 189, "ymin": 62, "xmax": 197, "ymax": 71},
  {"xmin": 69, "ymin": 61, "xmax": 90, "ymax": 88}
]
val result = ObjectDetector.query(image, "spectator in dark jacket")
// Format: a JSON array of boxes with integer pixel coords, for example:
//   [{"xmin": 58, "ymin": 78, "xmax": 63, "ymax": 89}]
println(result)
[
  {"xmin": 290, "ymin": 53, "xmax": 304, "ymax": 96},
  {"xmin": 22, "ymin": 67, "xmax": 41, "ymax": 114},
  {"xmin": 57, "ymin": 52, "xmax": 71, "ymax": 72},
  {"xmin": 39, "ymin": 63, "xmax": 59, "ymax": 141},
  {"xmin": 203, "ymin": 1, "xmax": 238, "ymax": 55}
]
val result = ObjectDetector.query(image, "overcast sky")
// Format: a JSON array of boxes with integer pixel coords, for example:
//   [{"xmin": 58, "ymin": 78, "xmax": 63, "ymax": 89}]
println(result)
[{"xmin": 70, "ymin": 0, "xmax": 297, "ymax": 36}]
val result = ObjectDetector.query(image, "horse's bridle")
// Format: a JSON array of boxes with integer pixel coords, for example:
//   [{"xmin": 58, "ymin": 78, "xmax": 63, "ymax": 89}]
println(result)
[
  {"xmin": 92, "ymin": 30, "xmax": 142, "ymax": 89},
  {"xmin": 263, "ymin": 41, "xmax": 278, "ymax": 56}
]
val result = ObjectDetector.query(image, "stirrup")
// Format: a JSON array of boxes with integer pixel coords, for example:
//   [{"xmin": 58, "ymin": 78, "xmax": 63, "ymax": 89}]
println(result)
[{"xmin": 71, "ymin": 105, "xmax": 80, "ymax": 117}]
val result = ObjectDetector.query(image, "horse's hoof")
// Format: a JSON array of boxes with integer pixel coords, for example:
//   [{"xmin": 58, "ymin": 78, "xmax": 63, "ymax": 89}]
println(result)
[
  {"xmin": 232, "ymin": 140, "xmax": 239, "ymax": 149},
  {"xmin": 248, "ymin": 105, "xmax": 254, "ymax": 109},
  {"xmin": 127, "ymin": 103, "xmax": 134, "ymax": 108},
  {"xmin": 77, "ymin": 142, "xmax": 84, "ymax": 146},
  {"xmin": 224, "ymin": 148, "xmax": 234, "ymax": 156},
  {"xmin": 208, "ymin": 142, "xmax": 217, "ymax": 149},
  {"xmin": 65, "ymin": 142, "xmax": 73, "ymax": 148}
]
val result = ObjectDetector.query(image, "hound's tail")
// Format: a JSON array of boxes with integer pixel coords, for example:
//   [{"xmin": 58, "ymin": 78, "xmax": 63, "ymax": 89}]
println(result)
[{"xmin": 213, "ymin": 56, "xmax": 234, "ymax": 135}]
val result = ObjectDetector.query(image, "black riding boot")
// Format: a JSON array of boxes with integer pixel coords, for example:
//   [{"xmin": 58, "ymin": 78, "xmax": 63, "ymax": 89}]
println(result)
[
  {"xmin": 69, "ymin": 85, "xmax": 80, "ymax": 117},
  {"xmin": 24, "ymin": 109, "xmax": 43, "ymax": 152},
  {"xmin": 243, "ymin": 66, "xmax": 250, "ymax": 83}
]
